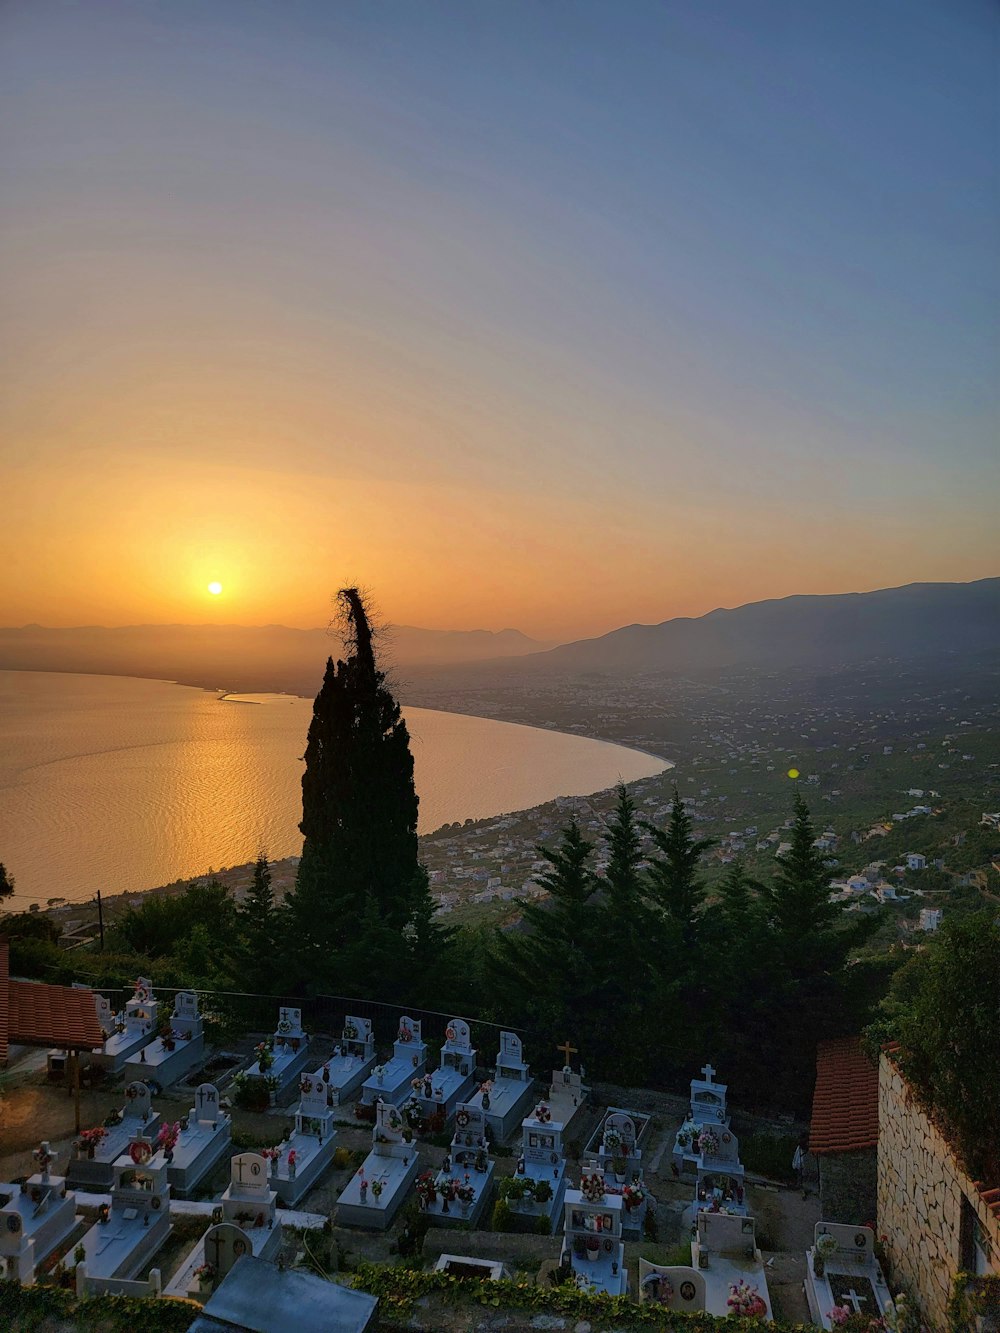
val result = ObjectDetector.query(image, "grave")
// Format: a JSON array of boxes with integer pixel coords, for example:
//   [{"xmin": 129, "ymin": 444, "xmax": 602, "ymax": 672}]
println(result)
[
  {"xmin": 165, "ymin": 1082, "xmax": 233, "ymax": 1198},
  {"xmin": 465, "ymin": 1031, "xmax": 536, "ymax": 1143},
  {"xmin": 508, "ymin": 1101, "xmax": 567, "ymax": 1235},
  {"xmin": 66, "ymin": 1080, "xmax": 162, "ymax": 1190},
  {"xmin": 433, "ymin": 1254, "xmax": 508, "ymax": 1281},
  {"xmin": 0, "ymin": 1142, "xmax": 78, "ymax": 1285},
  {"xmin": 163, "ymin": 1152, "xmax": 282, "ymax": 1301},
  {"xmin": 89, "ymin": 977, "xmax": 160, "ymax": 1074},
  {"xmin": 682, "ymin": 1124, "xmax": 747, "ymax": 1225},
  {"xmin": 583, "ymin": 1109, "xmax": 652, "ymax": 1236},
  {"xmin": 412, "ymin": 1017, "xmax": 477, "ymax": 1124},
  {"xmin": 639, "ymin": 1212, "xmax": 771, "ymax": 1319},
  {"xmin": 360, "ymin": 1016, "xmax": 428, "ymax": 1107},
  {"xmin": 123, "ymin": 988, "xmax": 205, "ymax": 1087},
  {"xmin": 547, "ymin": 1041, "xmax": 590, "ymax": 1133},
  {"xmin": 322, "ymin": 1015, "xmax": 377, "ymax": 1106},
  {"xmin": 266, "ymin": 1068, "xmax": 338, "ymax": 1207},
  {"xmin": 673, "ymin": 1061, "xmax": 731, "ymax": 1174},
  {"xmin": 561, "ymin": 1170, "xmax": 628, "ymax": 1296},
  {"xmin": 803, "ymin": 1222, "xmax": 894, "ymax": 1329},
  {"xmin": 337, "ymin": 1100, "xmax": 420, "ymax": 1229},
  {"xmin": 196, "ymin": 1253, "xmax": 378, "ymax": 1333},
  {"xmin": 74, "ymin": 1134, "xmax": 172, "ymax": 1293},
  {"xmin": 417, "ymin": 1101, "xmax": 495, "ymax": 1228},
  {"xmin": 245, "ymin": 1006, "xmax": 311, "ymax": 1100}
]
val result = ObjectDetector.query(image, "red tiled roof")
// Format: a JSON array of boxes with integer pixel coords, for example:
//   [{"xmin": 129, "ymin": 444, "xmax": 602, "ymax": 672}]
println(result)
[
  {"xmin": 0, "ymin": 937, "xmax": 105, "ymax": 1063},
  {"xmin": 809, "ymin": 1035, "xmax": 880, "ymax": 1156}
]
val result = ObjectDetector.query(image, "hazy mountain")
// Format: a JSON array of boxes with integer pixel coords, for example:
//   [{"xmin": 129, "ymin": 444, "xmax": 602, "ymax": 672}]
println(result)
[
  {"xmin": 0, "ymin": 622, "xmax": 556, "ymax": 693},
  {"xmin": 523, "ymin": 578, "xmax": 1000, "ymax": 675}
]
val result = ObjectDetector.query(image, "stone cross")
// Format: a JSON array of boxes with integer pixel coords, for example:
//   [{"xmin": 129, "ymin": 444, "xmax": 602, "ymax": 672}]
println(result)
[
  {"xmin": 842, "ymin": 1289, "xmax": 868, "ymax": 1315},
  {"xmin": 33, "ymin": 1141, "xmax": 53, "ymax": 1181},
  {"xmin": 557, "ymin": 1039, "xmax": 578, "ymax": 1064},
  {"xmin": 701, "ymin": 1063, "xmax": 716, "ymax": 1082}
]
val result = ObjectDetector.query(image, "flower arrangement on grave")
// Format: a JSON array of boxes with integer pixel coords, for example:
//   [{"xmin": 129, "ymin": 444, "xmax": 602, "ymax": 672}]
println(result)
[
  {"xmin": 401, "ymin": 1097, "xmax": 423, "ymax": 1134},
  {"xmin": 397, "ymin": 1021, "xmax": 413, "ymax": 1042},
  {"xmin": 342, "ymin": 1020, "xmax": 358, "ymax": 1040},
  {"xmin": 697, "ymin": 1127, "xmax": 720, "ymax": 1156},
  {"xmin": 125, "ymin": 1084, "xmax": 139, "ymax": 1100},
  {"xmin": 193, "ymin": 1261, "xmax": 216, "ymax": 1286},
  {"xmin": 287, "ymin": 1149, "xmax": 297, "ymax": 1179},
  {"xmin": 532, "ymin": 1178, "xmax": 553, "ymax": 1204},
  {"xmin": 603, "ymin": 1127, "xmax": 624, "ymax": 1154},
  {"xmin": 579, "ymin": 1171, "xmax": 605, "ymax": 1203},
  {"xmin": 456, "ymin": 1180, "xmax": 475, "ymax": 1205},
  {"xmin": 474, "ymin": 1146, "xmax": 488, "ymax": 1172},
  {"xmin": 415, "ymin": 1172, "xmax": 437, "ymax": 1207},
  {"xmin": 727, "ymin": 1279, "xmax": 767, "ymax": 1317},
  {"xmin": 260, "ymin": 1146, "xmax": 281, "ymax": 1172},
  {"xmin": 813, "ymin": 1229, "xmax": 839, "ymax": 1276},
  {"xmin": 157, "ymin": 1121, "xmax": 180, "ymax": 1159},
  {"xmin": 370, "ymin": 1178, "xmax": 383, "ymax": 1199},
  {"xmin": 103, "ymin": 1107, "xmax": 124, "ymax": 1127},
  {"xmin": 158, "ymin": 1021, "xmax": 176, "ymax": 1050},
  {"xmin": 76, "ymin": 1126, "xmax": 107, "ymax": 1157},
  {"xmin": 277, "ymin": 1016, "xmax": 293, "ymax": 1034},
  {"xmin": 373, "ymin": 1063, "xmax": 386, "ymax": 1083},
  {"xmin": 299, "ymin": 1075, "xmax": 313, "ymax": 1094},
  {"xmin": 97, "ymin": 1202, "xmax": 110, "ymax": 1224},
  {"xmin": 534, "ymin": 1101, "xmax": 552, "ymax": 1124},
  {"xmin": 254, "ymin": 1041, "xmax": 274, "ymax": 1072},
  {"xmin": 829, "ymin": 1308, "xmax": 852, "ymax": 1327},
  {"xmin": 622, "ymin": 1181, "xmax": 645, "ymax": 1210}
]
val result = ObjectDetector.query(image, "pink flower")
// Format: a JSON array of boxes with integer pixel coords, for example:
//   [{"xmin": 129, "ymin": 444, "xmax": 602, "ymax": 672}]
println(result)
[{"xmin": 829, "ymin": 1307, "xmax": 851, "ymax": 1326}]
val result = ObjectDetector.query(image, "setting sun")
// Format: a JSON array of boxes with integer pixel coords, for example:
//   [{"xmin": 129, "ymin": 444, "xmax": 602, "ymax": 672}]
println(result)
[{"xmin": 207, "ymin": 582, "xmax": 223, "ymax": 596}]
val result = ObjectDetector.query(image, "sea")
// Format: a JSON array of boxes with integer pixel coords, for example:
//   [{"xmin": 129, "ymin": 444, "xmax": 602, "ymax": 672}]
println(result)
[{"xmin": 0, "ymin": 670, "xmax": 669, "ymax": 907}]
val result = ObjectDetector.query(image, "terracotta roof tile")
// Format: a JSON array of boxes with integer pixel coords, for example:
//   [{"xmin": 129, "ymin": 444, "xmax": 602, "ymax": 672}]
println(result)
[
  {"xmin": 0, "ymin": 936, "xmax": 104, "ymax": 1062},
  {"xmin": 809, "ymin": 1036, "xmax": 879, "ymax": 1156}
]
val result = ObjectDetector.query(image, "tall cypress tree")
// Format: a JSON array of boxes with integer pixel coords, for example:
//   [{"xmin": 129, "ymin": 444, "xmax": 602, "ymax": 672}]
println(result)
[
  {"xmin": 643, "ymin": 789, "xmax": 713, "ymax": 948},
  {"xmin": 231, "ymin": 851, "xmax": 278, "ymax": 991},
  {"xmin": 283, "ymin": 588, "xmax": 430, "ymax": 991}
]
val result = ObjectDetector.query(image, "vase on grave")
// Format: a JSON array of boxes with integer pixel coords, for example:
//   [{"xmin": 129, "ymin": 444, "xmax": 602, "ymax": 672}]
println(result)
[{"xmin": 586, "ymin": 1237, "xmax": 599, "ymax": 1262}]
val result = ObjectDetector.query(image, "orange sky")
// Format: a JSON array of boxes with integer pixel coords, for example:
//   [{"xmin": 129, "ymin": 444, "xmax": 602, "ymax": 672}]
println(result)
[{"xmin": 2, "ymin": 3, "xmax": 997, "ymax": 641}]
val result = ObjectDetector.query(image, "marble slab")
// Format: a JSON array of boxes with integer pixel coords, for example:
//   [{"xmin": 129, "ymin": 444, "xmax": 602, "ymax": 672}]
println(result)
[
  {"xmin": 124, "ymin": 1034, "xmax": 205, "ymax": 1087},
  {"xmin": 76, "ymin": 1208, "xmax": 171, "ymax": 1286},
  {"xmin": 245, "ymin": 1043, "xmax": 311, "ymax": 1101},
  {"xmin": 162, "ymin": 1219, "xmax": 281, "ymax": 1300},
  {"xmin": 322, "ymin": 1054, "xmax": 376, "ymax": 1107},
  {"xmin": 463, "ymin": 1077, "xmax": 537, "ymax": 1144},
  {"xmin": 268, "ymin": 1133, "xmax": 337, "ymax": 1208},
  {"xmin": 336, "ymin": 1151, "xmax": 420, "ymax": 1230},
  {"xmin": 66, "ymin": 1115, "xmax": 162, "ymax": 1191},
  {"xmin": 360, "ymin": 1054, "xmax": 427, "ymax": 1108},
  {"xmin": 166, "ymin": 1120, "xmax": 233, "ymax": 1199},
  {"xmin": 0, "ymin": 1175, "xmax": 78, "ymax": 1284},
  {"xmin": 421, "ymin": 1161, "xmax": 495, "ymax": 1230}
]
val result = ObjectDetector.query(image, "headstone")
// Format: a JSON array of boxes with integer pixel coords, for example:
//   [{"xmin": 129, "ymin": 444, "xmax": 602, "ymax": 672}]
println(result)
[
  {"xmin": 396, "ymin": 1016, "xmax": 422, "ymax": 1047},
  {"xmin": 203, "ymin": 1221, "xmax": 253, "ymax": 1279},
  {"xmin": 275, "ymin": 1007, "xmax": 303, "ymax": 1037},
  {"xmin": 638, "ymin": 1260, "xmax": 706, "ymax": 1310},
  {"xmin": 298, "ymin": 1072, "xmax": 329, "ymax": 1118},
  {"xmin": 229, "ymin": 1153, "xmax": 270, "ymax": 1199},
  {"xmin": 124, "ymin": 1081, "xmax": 153, "ymax": 1122},
  {"xmin": 173, "ymin": 991, "xmax": 199, "ymax": 1020},
  {"xmin": 195, "ymin": 1083, "xmax": 221, "ymax": 1124},
  {"xmin": 375, "ymin": 1101, "xmax": 404, "ymax": 1145},
  {"xmin": 93, "ymin": 993, "xmax": 116, "ymax": 1036},
  {"xmin": 604, "ymin": 1112, "xmax": 637, "ymax": 1153}
]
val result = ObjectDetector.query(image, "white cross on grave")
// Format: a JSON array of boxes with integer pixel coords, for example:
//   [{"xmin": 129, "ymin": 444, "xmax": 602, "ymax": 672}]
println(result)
[
  {"xmin": 842, "ymin": 1289, "xmax": 867, "ymax": 1315},
  {"xmin": 701, "ymin": 1063, "xmax": 716, "ymax": 1082}
]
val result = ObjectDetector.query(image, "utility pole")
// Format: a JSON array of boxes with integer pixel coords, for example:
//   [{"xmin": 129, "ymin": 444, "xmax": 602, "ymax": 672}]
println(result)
[{"xmin": 95, "ymin": 889, "xmax": 104, "ymax": 951}]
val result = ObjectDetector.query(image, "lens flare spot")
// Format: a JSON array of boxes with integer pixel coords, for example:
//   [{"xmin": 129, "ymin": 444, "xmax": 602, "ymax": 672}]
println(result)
[{"xmin": 787, "ymin": 768, "xmax": 800, "ymax": 780}]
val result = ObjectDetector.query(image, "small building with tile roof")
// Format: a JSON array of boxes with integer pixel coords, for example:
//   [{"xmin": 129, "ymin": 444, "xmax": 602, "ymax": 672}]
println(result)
[
  {"xmin": 808, "ymin": 1036, "xmax": 879, "ymax": 1225},
  {"xmin": 0, "ymin": 937, "xmax": 105, "ymax": 1066}
]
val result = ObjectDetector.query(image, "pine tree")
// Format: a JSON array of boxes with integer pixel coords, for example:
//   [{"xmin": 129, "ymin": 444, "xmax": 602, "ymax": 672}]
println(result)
[
  {"xmin": 643, "ymin": 789, "xmax": 713, "ymax": 948},
  {"xmin": 231, "ymin": 852, "xmax": 278, "ymax": 991},
  {"xmin": 0, "ymin": 862, "xmax": 14, "ymax": 901},
  {"xmin": 283, "ymin": 588, "xmax": 435, "ymax": 992}
]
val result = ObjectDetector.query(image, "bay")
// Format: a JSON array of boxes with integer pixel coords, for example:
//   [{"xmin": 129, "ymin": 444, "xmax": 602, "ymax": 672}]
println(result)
[{"xmin": 0, "ymin": 670, "xmax": 668, "ymax": 905}]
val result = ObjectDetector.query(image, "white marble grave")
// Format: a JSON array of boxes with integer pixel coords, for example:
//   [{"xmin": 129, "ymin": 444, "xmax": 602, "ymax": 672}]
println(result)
[
  {"xmin": 414, "ymin": 1018, "xmax": 477, "ymax": 1124},
  {"xmin": 245, "ymin": 1006, "xmax": 311, "ymax": 1099},
  {"xmin": 465, "ymin": 1031, "xmax": 536, "ymax": 1143},
  {"xmin": 689, "ymin": 1124, "xmax": 747, "ymax": 1220},
  {"xmin": 419, "ymin": 1101, "xmax": 495, "ymax": 1229},
  {"xmin": 165, "ymin": 1082, "xmax": 233, "ymax": 1198},
  {"xmin": 66, "ymin": 1080, "xmax": 162, "ymax": 1190},
  {"xmin": 360, "ymin": 1016, "xmax": 428, "ymax": 1107},
  {"xmin": 509, "ymin": 1102, "xmax": 567, "ymax": 1235},
  {"xmin": 804, "ymin": 1223, "xmax": 894, "ymax": 1329},
  {"xmin": 266, "ymin": 1069, "xmax": 337, "ymax": 1206},
  {"xmin": 639, "ymin": 1213, "xmax": 771, "ymax": 1319},
  {"xmin": 89, "ymin": 978, "xmax": 160, "ymax": 1074},
  {"xmin": 673, "ymin": 1062, "xmax": 731, "ymax": 1173},
  {"xmin": 547, "ymin": 1045, "xmax": 589, "ymax": 1133},
  {"xmin": 164, "ymin": 1152, "xmax": 282, "ymax": 1301},
  {"xmin": 123, "ymin": 989, "xmax": 205, "ymax": 1086},
  {"xmin": 583, "ymin": 1108, "xmax": 652, "ymax": 1236},
  {"xmin": 0, "ymin": 1144, "xmax": 78, "ymax": 1285},
  {"xmin": 75, "ymin": 1135, "xmax": 172, "ymax": 1293},
  {"xmin": 561, "ymin": 1174, "xmax": 628, "ymax": 1296},
  {"xmin": 337, "ymin": 1100, "xmax": 420, "ymax": 1230},
  {"xmin": 322, "ymin": 1016, "xmax": 377, "ymax": 1106}
]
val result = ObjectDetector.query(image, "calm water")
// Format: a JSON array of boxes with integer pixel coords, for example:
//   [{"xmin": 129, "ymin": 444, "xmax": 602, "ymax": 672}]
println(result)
[{"xmin": 0, "ymin": 671, "xmax": 668, "ymax": 905}]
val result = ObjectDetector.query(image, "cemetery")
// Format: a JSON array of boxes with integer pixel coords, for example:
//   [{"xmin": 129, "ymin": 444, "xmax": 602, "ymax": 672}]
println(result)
[
  {"xmin": 416, "ymin": 1100, "xmax": 495, "ymax": 1228},
  {"xmin": 122, "ymin": 988, "xmax": 205, "ymax": 1087},
  {"xmin": 462, "ymin": 1029, "xmax": 536, "ymax": 1142},
  {"xmin": 74, "ymin": 1134, "xmax": 172, "ymax": 1294},
  {"xmin": 360, "ymin": 1015, "xmax": 428, "ymax": 1108},
  {"xmin": 163, "ymin": 1151, "xmax": 282, "ymax": 1300},
  {"xmin": 88, "ymin": 977, "xmax": 160, "ymax": 1075},
  {"xmin": 0, "ymin": 1144, "xmax": 78, "ymax": 1284},
  {"xmin": 163, "ymin": 1081, "xmax": 232, "ymax": 1197},
  {"xmin": 65, "ymin": 1079, "xmax": 161, "ymax": 1191}
]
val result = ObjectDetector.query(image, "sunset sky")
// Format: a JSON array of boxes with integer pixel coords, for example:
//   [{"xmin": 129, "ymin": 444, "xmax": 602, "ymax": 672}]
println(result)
[{"xmin": 2, "ymin": 1, "xmax": 997, "ymax": 640}]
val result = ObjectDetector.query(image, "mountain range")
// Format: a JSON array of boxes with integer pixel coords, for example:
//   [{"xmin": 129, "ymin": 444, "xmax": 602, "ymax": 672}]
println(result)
[{"xmin": 1, "ymin": 578, "xmax": 996, "ymax": 692}]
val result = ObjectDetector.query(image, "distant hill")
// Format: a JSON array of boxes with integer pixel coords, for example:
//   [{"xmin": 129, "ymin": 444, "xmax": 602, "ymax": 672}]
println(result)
[
  {"xmin": 0, "ymin": 622, "xmax": 555, "ymax": 693},
  {"xmin": 525, "ymin": 578, "xmax": 1000, "ymax": 675}
]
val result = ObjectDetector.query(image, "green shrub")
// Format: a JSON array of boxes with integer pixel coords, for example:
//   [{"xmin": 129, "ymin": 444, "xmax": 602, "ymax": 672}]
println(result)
[{"xmin": 740, "ymin": 1132, "xmax": 799, "ymax": 1182}]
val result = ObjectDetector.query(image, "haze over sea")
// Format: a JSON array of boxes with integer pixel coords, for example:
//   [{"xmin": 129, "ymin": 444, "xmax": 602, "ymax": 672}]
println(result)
[{"xmin": 0, "ymin": 671, "xmax": 668, "ymax": 906}]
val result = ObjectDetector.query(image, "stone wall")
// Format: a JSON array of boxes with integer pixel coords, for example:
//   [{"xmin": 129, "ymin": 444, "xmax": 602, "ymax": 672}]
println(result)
[
  {"xmin": 877, "ymin": 1054, "xmax": 999, "ymax": 1329},
  {"xmin": 818, "ymin": 1148, "xmax": 876, "ymax": 1226}
]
